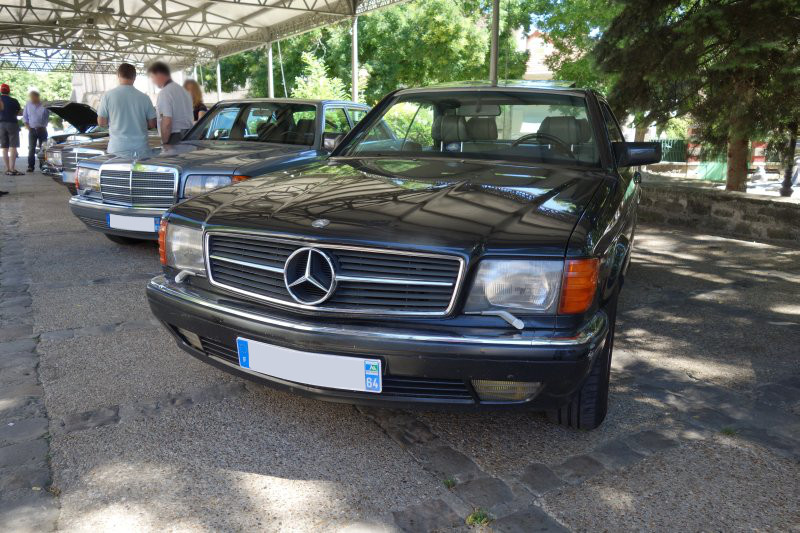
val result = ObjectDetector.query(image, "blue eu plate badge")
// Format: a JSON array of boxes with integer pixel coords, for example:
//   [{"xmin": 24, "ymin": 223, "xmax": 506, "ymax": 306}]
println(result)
[
  {"xmin": 364, "ymin": 360, "xmax": 382, "ymax": 393},
  {"xmin": 237, "ymin": 338, "xmax": 250, "ymax": 368}
]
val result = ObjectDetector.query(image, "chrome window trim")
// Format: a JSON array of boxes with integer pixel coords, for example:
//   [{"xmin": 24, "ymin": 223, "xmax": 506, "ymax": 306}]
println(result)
[
  {"xmin": 150, "ymin": 276, "xmax": 607, "ymax": 347},
  {"xmin": 203, "ymin": 230, "xmax": 467, "ymax": 317}
]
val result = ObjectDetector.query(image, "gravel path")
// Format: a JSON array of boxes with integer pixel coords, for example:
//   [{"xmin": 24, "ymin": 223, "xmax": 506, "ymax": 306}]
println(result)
[{"xmin": 1, "ymin": 172, "xmax": 798, "ymax": 532}]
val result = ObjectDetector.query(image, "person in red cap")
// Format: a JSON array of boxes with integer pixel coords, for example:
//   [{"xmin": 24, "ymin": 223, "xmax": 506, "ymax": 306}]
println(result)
[{"xmin": 0, "ymin": 83, "xmax": 22, "ymax": 176}]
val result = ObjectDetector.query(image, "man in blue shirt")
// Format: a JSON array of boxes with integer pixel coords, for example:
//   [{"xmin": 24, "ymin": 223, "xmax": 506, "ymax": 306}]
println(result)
[
  {"xmin": 0, "ymin": 83, "xmax": 22, "ymax": 176},
  {"xmin": 22, "ymin": 90, "xmax": 49, "ymax": 172},
  {"xmin": 97, "ymin": 63, "xmax": 157, "ymax": 157}
]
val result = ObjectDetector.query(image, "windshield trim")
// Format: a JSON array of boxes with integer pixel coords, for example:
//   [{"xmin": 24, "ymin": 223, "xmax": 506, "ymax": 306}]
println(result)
[{"xmin": 337, "ymin": 90, "xmax": 602, "ymax": 168}]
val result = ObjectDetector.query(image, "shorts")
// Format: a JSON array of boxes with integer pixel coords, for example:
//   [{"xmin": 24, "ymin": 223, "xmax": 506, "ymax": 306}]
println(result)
[{"xmin": 0, "ymin": 122, "xmax": 20, "ymax": 148}]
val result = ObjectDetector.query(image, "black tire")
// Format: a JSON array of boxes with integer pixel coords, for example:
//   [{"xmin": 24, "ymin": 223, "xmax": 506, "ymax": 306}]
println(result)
[
  {"xmin": 547, "ymin": 294, "xmax": 618, "ymax": 430},
  {"xmin": 104, "ymin": 234, "xmax": 145, "ymax": 245}
]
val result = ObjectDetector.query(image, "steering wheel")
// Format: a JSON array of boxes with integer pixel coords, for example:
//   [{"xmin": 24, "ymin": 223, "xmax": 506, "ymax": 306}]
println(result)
[{"xmin": 510, "ymin": 132, "xmax": 576, "ymax": 159}]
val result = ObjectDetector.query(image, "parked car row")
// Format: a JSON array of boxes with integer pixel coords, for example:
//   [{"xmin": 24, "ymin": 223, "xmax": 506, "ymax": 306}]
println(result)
[{"xmin": 56, "ymin": 82, "xmax": 661, "ymax": 429}]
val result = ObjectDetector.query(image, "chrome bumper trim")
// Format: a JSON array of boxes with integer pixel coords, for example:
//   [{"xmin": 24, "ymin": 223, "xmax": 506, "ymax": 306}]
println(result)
[
  {"xmin": 148, "ymin": 275, "xmax": 608, "ymax": 348},
  {"xmin": 69, "ymin": 195, "xmax": 169, "ymax": 216}
]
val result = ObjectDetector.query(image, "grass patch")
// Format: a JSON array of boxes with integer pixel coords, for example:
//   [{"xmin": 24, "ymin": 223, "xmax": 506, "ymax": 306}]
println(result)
[
  {"xmin": 466, "ymin": 508, "xmax": 492, "ymax": 527},
  {"xmin": 443, "ymin": 478, "xmax": 456, "ymax": 489},
  {"xmin": 720, "ymin": 427, "xmax": 738, "ymax": 436}
]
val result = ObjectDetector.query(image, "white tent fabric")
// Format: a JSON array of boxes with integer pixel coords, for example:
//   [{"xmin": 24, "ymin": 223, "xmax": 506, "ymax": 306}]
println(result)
[{"xmin": 0, "ymin": 0, "xmax": 402, "ymax": 72}]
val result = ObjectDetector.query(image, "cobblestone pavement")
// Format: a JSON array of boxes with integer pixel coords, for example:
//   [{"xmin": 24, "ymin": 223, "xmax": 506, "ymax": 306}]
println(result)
[{"xmin": 1, "ymin": 172, "xmax": 799, "ymax": 532}]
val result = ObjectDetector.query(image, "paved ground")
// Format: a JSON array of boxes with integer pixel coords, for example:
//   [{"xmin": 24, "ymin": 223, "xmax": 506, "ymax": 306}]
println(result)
[{"xmin": 1, "ymin": 172, "xmax": 799, "ymax": 532}]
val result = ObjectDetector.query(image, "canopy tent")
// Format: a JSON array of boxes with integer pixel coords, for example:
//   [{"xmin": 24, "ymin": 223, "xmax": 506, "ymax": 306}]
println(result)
[{"xmin": 0, "ymin": 0, "xmax": 403, "ymax": 74}]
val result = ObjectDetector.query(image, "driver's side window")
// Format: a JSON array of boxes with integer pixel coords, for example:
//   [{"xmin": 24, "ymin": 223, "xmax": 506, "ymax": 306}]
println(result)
[{"xmin": 363, "ymin": 102, "xmax": 434, "ymax": 149}]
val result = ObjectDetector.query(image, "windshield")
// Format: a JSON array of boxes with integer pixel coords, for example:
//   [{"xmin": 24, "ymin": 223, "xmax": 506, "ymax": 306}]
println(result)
[
  {"xmin": 341, "ymin": 91, "xmax": 599, "ymax": 166},
  {"xmin": 187, "ymin": 102, "xmax": 317, "ymax": 146}
]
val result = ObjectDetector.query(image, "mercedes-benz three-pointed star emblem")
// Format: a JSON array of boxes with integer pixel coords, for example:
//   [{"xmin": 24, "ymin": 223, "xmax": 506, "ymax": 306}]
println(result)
[{"xmin": 283, "ymin": 247, "xmax": 337, "ymax": 305}]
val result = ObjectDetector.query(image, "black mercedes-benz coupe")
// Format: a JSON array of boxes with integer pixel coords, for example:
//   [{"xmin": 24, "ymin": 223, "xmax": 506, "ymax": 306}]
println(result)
[{"xmin": 146, "ymin": 82, "xmax": 660, "ymax": 430}]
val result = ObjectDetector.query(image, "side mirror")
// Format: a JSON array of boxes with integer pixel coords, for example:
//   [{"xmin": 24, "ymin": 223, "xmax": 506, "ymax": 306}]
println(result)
[
  {"xmin": 612, "ymin": 142, "xmax": 662, "ymax": 167},
  {"xmin": 322, "ymin": 132, "xmax": 344, "ymax": 151}
]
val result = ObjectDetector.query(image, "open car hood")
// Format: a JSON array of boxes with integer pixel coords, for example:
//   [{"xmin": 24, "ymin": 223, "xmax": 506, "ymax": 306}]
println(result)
[{"xmin": 45, "ymin": 101, "xmax": 98, "ymax": 133}]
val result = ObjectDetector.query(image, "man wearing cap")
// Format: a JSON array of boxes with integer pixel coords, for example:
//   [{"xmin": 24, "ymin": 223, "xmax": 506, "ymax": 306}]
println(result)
[
  {"xmin": 147, "ymin": 61, "xmax": 193, "ymax": 145},
  {"xmin": 22, "ymin": 90, "xmax": 49, "ymax": 173},
  {"xmin": 0, "ymin": 83, "xmax": 22, "ymax": 176}
]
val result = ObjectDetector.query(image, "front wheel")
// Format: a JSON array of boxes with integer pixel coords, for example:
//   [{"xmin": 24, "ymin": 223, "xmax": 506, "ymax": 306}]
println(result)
[
  {"xmin": 104, "ymin": 234, "xmax": 145, "ymax": 245},
  {"xmin": 547, "ymin": 296, "xmax": 617, "ymax": 430}
]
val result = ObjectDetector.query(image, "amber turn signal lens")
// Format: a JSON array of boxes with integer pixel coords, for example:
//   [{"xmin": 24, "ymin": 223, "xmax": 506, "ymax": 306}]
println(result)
[
  {"xmin": 158, "ymin": 218, "xmax": 168, "ymax": 265},
  {"xmin": 558, "ymin": 258, "xmax": 599, "ymax": 314},
  {"xmin": 232, "ymin": 175, "xmax": 250, "ymax": 183}
]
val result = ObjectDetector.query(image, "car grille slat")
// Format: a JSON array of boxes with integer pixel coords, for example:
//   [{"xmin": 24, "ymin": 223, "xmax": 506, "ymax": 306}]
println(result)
[
  {"xmin": 196, "ymin": 336, "xmax": 473, "ymax": 401},
  {"xmin": 206, "ymin": 233, "xmax": 463, "ymax": 316},
  {"xmin": 99, "ymin": 167, "xmax": 176, "ymax": 207}
]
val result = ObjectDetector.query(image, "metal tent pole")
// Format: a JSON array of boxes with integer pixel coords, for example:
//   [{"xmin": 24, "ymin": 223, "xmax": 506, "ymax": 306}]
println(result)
[
  {"xmin": 351, "ymin": 16, "xmax": 359, "ymax": 102},
  {"xmin": 216, "ymin": 61, "xmax": 222, "ymax": 101},
  {"xmin": 267, "ymin": 44, "xmax": 274, "ymax": 98},
  {"xmin": 193, "ymin": 65, "xmax": 198, "ymax": 81},
  {"xmin": 489, "ymin": 0, "xmax": 500, "ymax": 85}
]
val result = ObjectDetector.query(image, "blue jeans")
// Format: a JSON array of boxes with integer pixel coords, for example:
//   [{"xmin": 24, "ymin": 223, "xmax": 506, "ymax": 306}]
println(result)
[{"xmin": 28, "ymin": 127, "xmax": 48, "ymax": 170}]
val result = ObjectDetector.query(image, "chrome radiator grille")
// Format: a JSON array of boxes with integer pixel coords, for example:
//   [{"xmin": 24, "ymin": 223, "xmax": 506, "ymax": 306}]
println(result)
[
  {"xmin": 206, "ymin": 233, "xmax": 464, "ymax": 316},
  {"xmin": 59, "ymin": 148, "xmax": 103, "ymax": 171},
  {"xmin": 100, "ymin": 167, "xmax": 177, "ymax": 207}
]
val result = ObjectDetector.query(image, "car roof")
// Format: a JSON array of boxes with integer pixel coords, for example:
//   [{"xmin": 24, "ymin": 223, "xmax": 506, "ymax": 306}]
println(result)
[
  {"xmin": 214, "ymin": 98, "xmax": 368, "ymax": 106},
  {"xmin": 395, "ymin": 80, "xmax": 592, "ymax": 97}
]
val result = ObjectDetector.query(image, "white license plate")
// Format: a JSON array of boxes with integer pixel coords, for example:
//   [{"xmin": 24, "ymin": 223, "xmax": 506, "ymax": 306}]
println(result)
[
  {"xmin": 106, "ymin": 214, "xmax": 160, "ymax": 233},
  {"xmin": 236, "ymin": 337, "xmax": 382, "ymax": 393}
]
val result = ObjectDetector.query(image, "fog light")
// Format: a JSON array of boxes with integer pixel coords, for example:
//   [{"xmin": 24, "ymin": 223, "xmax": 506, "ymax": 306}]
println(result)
[
  {"xmin": 176, "ymin": 327, "xmax": 202, "ymax": 350},
  {"xmin": 471, "ymin": 380, "xmax": 543, "ymax": 402}
]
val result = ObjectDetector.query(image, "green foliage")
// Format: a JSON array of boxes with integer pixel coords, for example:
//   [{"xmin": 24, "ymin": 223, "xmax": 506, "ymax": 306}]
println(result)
[
  {"xmin": 0, "ymin": 70, "xmax": 73, "ymax": 103},
  {"xmin": 529, "ymin": 0, "xmax": 620, "ymax": 92},
  {"xmin": 291, "ymin": 52, "xmax": 348, "ymax": 100},
  {"xmin": 656, "ymin": 116, "xmax": 691, "ymax": 140},
  {"xmin": 199, "ymin": 0, "xmax": 533, "ymax": 104},
  {"xmin": 466, "ymin": 508, "xmax": 492, "ymax": 526}
]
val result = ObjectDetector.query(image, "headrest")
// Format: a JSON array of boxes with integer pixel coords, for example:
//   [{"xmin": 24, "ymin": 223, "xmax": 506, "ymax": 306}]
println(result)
[
  {"xmin": 294, "ymin": 119, "xmax": 313, "ymax": 131},
  {"xmin": 539, "ymin": 116, "xmax": 581, "ymax": 145},
  {"xmin": 466, "ymin": 117, "xmax": 498, "ymax": 141},
  {"xmin": 575, "ymin": 118, "xmax": 592, "ymax": 143},
  {"xmin": 432, "ymin": 115, "xmax": 468, "ymax": 143}
]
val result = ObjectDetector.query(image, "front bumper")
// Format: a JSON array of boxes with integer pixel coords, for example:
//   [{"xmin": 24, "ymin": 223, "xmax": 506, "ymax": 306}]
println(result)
[
  {"xmin": 69, "ymin": 195, "xmax": 166, "ymax": 240},
  {"xmin": 147, "ymin": 275, "xmax": 609, "ymax": 409}
]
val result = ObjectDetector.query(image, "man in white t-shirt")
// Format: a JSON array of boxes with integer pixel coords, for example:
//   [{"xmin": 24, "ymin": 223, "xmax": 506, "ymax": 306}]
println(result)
[{"xmin": 147, "ymin": 61, "xmax": 194, "ymax": 145}]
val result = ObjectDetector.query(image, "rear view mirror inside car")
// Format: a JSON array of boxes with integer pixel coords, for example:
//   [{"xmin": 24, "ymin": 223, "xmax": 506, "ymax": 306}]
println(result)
[{"xmin": 457, "ymin": 104, "xmax": 501, "ymax": 116}]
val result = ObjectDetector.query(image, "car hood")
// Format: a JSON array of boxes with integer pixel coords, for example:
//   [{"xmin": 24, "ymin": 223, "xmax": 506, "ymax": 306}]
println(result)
[
  {"xmin": 175, "ymin": 157, "xmax": 608, "ymax": 256},
  {"xmin": 46, "ymin": 102, "xmax": 97, "ymax": 133},
  {"xmin": 103, "ymin": 141, "xmax": 314, "ymax": 173}
]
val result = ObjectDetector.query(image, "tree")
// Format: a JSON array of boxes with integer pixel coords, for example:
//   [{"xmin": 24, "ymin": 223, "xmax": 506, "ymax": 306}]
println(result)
[
  {"xmin": 0, "ymin": 70, "xmax": 73, "ymax": 104},
  {"xmin": 291, "ymin": 52, "xmax": 348, "ymax": 100},
  {"xmin": 594, "ymin": 0, "xmax": 800, "ymax": 191},
  {"xmin": 200, "ymin": 0, "xmax": 534, "ymax": 105}
]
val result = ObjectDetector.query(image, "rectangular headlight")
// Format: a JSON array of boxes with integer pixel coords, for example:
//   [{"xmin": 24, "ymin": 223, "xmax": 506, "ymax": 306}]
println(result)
[
  {"xmin": 49, "ymin": 150, "xmax": 62, "ymax": 166},
  {"xmin": 161, "ymin": 222, "xmax": 205, "ymax": 274},
  {"xmin": 183, "ymin": 174, "xmax": 233, "ymax": 198},
  {"xmin": 75, "ymin": 166, "xmax": 100, "ymax": 192},
  {"xmin": 464, "ymin": 260, "xmax": 563, "ymax": 314}
]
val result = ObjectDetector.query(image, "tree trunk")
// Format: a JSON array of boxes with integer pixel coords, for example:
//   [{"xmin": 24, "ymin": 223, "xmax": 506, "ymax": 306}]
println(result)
[
  {"xmin": 634, "ymin": 125, "xmax": 647, "ymax": 142},
  {"xmin": 726, "ymin": 133, "xmax": 749, "ymax": 192}
]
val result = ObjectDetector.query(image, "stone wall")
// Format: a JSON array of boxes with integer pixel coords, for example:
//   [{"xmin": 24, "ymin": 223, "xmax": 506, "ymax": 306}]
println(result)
[{"xmin": 638, "ymin": 179, "xmax": 800, "ymax": 246}]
